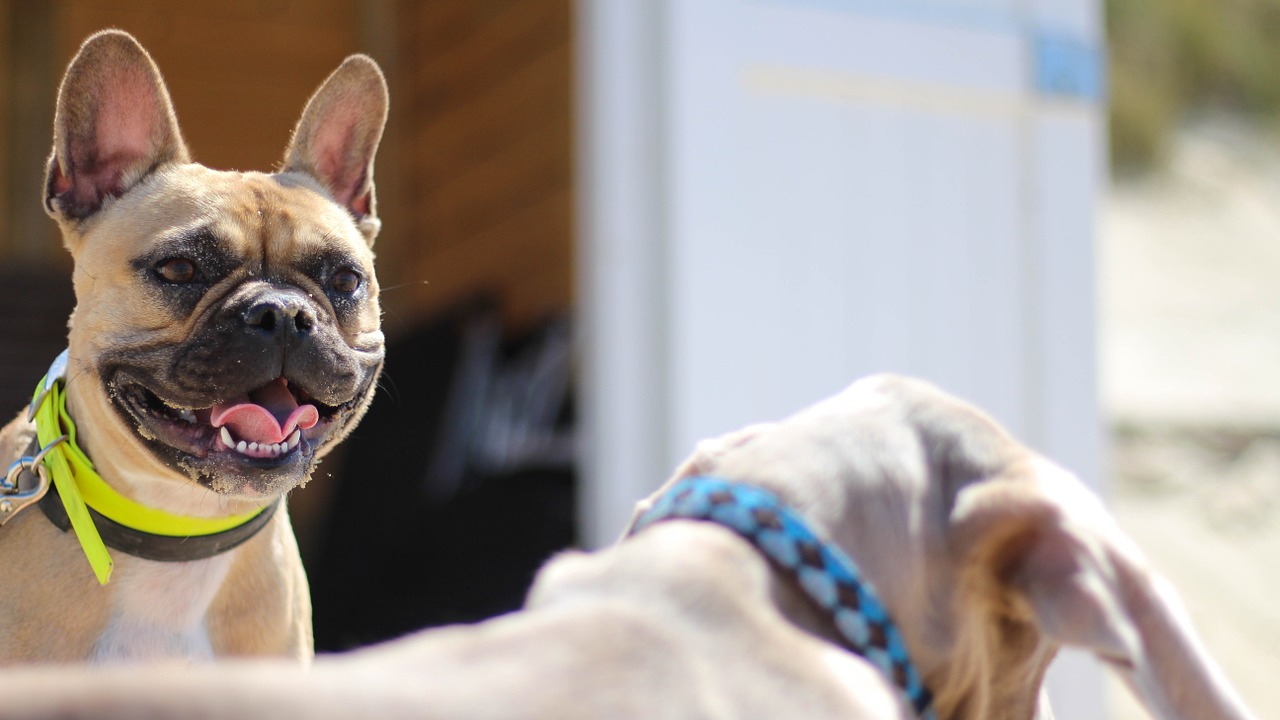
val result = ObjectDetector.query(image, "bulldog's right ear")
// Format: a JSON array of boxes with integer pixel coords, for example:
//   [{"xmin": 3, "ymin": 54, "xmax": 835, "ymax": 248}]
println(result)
[{"xmin": 45, "ymin": 30, "xmax": 189, "ymax": 224}]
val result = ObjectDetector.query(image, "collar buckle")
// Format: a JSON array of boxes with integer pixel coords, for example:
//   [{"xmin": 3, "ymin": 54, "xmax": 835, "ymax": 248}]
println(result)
[{"xmin": 0, "ymin": 436, "xmax": 66, "ymax": 526}]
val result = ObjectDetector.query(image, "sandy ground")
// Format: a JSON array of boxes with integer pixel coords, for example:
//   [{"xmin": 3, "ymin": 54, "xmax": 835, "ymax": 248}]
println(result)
[{"xmin": 1102, "ymin": 119, "xmax": 1280, "ymax": 718}]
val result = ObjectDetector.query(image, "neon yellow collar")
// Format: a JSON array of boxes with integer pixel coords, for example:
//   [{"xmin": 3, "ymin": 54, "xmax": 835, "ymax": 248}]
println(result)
[{"xmin": 30, "ymin": 351, "xmax": 269, "ymax": 584}]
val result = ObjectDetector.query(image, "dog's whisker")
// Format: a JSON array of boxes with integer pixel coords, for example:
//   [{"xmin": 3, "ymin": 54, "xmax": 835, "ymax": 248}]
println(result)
[{"xmin": 376, "ymin": 280, "xmax": 428, "ymax": 294}]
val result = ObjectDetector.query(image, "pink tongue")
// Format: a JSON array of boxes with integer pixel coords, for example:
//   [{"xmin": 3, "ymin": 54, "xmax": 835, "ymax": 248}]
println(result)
[{"xmin": 210, "ymin": 378, "xmax": 319, "ymax": 445}]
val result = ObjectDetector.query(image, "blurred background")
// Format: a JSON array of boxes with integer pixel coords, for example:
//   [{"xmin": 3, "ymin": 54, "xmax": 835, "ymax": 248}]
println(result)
[
  {"xmin": 1105, "ymin": 0, "xmax": 1280, "ymax": 717},
  {"xmin": 0, "ymin": 1, "xmax": 1274, "ymax": 717}
]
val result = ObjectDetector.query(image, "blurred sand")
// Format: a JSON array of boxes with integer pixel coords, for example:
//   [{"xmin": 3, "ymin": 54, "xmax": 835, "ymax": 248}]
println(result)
[{"xmin": 1102, "ymin": 118, "xmax": 1280, "ymax": 718}]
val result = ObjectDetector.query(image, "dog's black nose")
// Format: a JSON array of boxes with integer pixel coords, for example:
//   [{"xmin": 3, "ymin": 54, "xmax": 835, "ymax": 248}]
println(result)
[{"xmin": 242, "ymin": 294, "xmax": 315, "ymax": 339}]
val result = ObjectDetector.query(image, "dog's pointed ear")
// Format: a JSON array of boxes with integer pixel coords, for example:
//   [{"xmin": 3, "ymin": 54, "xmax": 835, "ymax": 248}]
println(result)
[
  {"xmin": 281, "ymin": 54, "xmax": 388, "ymax": 245},
  {"xmin": 953, "ymin": 474, "xmax": 1139, "ymax": 662},
  {"xmin": 952, "ymin": 465, "xmax": 1256, "ymax": 719},
  {"xmin": 45, "ymin": 30, "xmax": 189, "ymax": 224}
]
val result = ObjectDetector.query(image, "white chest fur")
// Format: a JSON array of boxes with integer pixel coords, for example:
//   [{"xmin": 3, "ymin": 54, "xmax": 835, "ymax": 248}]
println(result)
[{"xmin": 90, "ymin": 551, "xmax": 236, "ymax": 663}]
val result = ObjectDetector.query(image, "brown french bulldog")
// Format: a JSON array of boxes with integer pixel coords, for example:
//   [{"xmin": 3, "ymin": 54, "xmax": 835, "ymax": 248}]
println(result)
[{"xmin": 0, "ymin": 30, "xmax": 387, "ymax": 663}]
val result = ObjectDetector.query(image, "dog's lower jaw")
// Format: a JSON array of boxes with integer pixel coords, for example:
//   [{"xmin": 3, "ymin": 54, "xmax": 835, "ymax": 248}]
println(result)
[{"xmin": 102, "ymin": 369, "xmax": 376, "ymax": 500}]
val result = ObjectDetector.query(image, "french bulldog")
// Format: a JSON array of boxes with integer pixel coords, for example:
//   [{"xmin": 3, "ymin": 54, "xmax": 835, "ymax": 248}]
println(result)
[{"xmin": 0, "ymin": 29, "xmax": 387, "ymax": 664}]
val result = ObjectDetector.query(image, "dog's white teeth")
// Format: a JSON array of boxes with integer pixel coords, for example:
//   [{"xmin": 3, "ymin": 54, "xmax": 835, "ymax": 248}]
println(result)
[
  {"xmin": 224, "ymin": 431, "xmax": 298, "ymax": 458},
  {"xmin": 177, "ymin": 409, "xmax": 196, "ymax": 424}
]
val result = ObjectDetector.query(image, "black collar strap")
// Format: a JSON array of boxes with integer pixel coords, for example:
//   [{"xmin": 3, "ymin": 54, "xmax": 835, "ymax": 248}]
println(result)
[
  {"xmin": 630, "ymin": 476, "xmax": 936, "ymax": 719},
  {"xmin": 37, "ymin": 477, "xmax": 279, "ymax": 562},
  {"xmin": 21, "ymin": 435, "xmax": 279, "ymax": 563}
]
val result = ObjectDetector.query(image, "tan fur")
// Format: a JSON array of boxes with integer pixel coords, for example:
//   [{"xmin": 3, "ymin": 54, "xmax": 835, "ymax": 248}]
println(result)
[
  {"xmin": 0, "ymin": 375, "xmax": 1258, "ymax": 719},
  {"xmin": 0, "ymin": 31, "xmax": 387, "ymax": 665}
]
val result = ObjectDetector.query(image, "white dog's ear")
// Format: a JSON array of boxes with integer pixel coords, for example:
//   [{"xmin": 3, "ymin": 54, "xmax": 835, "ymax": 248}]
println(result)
[
  {"xmin": 952, "ymin": 465, "xmax": 1257, "ymax": 720},
  {"xmin": 954, "ymin": 478, "xmax": 1138, "ymax": 662},
  {"xmin": 282, "ymin": 54, "xmax": 388, "ymax": 245},
  {"xmin": 45, "ymin": 30, "xmax": 189, "ymax": 225}
]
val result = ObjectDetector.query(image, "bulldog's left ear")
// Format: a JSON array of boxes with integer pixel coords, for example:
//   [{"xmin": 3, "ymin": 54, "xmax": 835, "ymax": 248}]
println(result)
[{"xmin": 282, "ymin": 54, "xmax": 388, "ymax": 245}]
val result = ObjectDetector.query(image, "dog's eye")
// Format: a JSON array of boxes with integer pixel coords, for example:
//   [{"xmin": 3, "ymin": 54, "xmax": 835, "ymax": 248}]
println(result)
[
  {"xmin": 155, "ymin": 257, "xmax": 198, "ymax": 284},
  {"xmin": 330, "ymin": 268, "xmax": 361, "ymax": 294}
]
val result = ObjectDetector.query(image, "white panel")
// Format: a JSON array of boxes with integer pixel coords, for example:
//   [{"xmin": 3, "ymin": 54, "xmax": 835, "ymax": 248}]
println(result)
[
  {"xmin": 1031, "ymin": 105, "xmax": 1108, "ymax": 720},
  {"xmin": 753, "ymin": 0, "xmax": 1022, "ymax": 32},
  {"xmin": 574, "ymin": 0, "xmax": 671, "ymax": 545},
  {"xmin": 664, "ymin": 0, "xmax": 1031, "ymax": 462},
  {"xmin": 742, "ymin": 2, "xmax": 1025, "ymax": 95},
  {"xmin": 1029, "ymin": 0, "xmax": 1102, "ymax": 39},
  {"xmin": 1029, "ymin": 107, "xmax": 1104, "ymax": 482}
]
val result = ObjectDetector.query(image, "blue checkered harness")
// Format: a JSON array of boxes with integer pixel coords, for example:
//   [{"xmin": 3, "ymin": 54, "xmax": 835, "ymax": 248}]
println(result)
[{"xmin": 630, "ymin": 476, "xmax": 936, "ymax": 720}]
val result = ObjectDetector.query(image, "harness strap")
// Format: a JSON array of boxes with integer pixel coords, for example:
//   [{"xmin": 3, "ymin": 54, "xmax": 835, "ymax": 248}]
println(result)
[{"xmin": 630, "ymin": 476, "xmax": 936, "ymax": 720}]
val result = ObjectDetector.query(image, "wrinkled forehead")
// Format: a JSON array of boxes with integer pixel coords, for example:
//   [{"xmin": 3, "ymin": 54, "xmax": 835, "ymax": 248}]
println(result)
[{"xmin": 78, "ymin": 165, "xmax": 373, "ymax": 267}]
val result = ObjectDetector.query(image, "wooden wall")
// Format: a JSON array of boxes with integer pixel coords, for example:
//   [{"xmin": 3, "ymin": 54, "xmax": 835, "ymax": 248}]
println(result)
[
  {"xmin": 381, "ymin": 0, "xmax": 574, "ymax": 334},
  {"xmin": 0, "ymin": 1, "xmax": 9, "ymax": 249}
]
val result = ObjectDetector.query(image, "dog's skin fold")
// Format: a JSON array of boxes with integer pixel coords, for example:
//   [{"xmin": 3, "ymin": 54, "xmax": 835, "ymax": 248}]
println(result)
[
  {"xmin": 0, "ymin": 375, "xmax": 1257, "ymax": 720},
  {"xmin": 0, "ymin": 30, "xmax": 387, "ymax": 664}
]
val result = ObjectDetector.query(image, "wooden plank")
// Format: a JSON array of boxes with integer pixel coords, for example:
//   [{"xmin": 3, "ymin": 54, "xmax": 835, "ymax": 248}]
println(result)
[
  {"xmin": 410, "ymin": 187, "xmax": 569, "ymax": 305},
  {"xmin": 417, "ymin": 109, "xmax": 571, "ymax": 250},
  {"xmin": 64, "ymin": 0, "xmax": 356, "ymax": 35},
  {"xmin": 394, "ymin": 187, "xmax": 571, "ymax": 333},
  {"xmin": 503, "ymin": 245, "xmax": 573, "ymax": 328},
  {"xmin": 61, "ymin": 9, "xmax": 358, "ymax": 84},
  {"xmin": 0, "ymin": 0, "xmax": 10, "ymax": 259},
  {"xmin": 411, "ymin": 40, "xmax": 570, "ymax": 190},
  {"xmin": 411, "ymin": 0, "xmax": 569, "ymax": 110},
  {"xmin": 5, "ymin": 2, "xmax": 60, "ymax": 265},
  {"xmin": 59, "ymin": 0, "xmax": 362, "ymax": 176},
  {"xmin": 169, "ymin": 80, "xmax": 334, "ymax": 171},
  {"xmin": 379, "ymin": 0, "xmax": 575, "ymax": 331},
  {"xmin": 408, "ymin": 0, "xmax": 511, "ymax": 55}
]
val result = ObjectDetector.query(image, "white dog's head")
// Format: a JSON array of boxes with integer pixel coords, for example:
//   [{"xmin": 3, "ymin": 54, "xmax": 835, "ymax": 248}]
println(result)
[{"xmin": 636, "ymin": 374, "xmax": 1255, "ymax": 720}]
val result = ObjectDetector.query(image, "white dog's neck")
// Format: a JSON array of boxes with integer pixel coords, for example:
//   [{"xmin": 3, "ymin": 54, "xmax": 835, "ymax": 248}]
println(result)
[{"xmin": 618, "ymin": 506, "xmax": 1056, "ymax": 720}]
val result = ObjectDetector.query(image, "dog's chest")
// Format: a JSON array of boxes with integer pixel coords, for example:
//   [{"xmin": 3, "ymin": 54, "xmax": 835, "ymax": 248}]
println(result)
[{"xmin": 90, "ymin": 552, "xmax": 236, "ymax": 663}]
